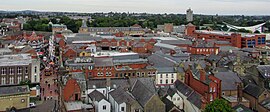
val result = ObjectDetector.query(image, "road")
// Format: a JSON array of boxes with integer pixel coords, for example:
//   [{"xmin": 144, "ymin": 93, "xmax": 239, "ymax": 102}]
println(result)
[{"xmin": 31, "ymin": 100, "xmax": 58, "ymax": 112}]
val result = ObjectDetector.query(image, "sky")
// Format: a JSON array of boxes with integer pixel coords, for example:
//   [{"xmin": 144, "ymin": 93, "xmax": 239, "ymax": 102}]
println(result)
[{"xmin": 0, "ymin": 0, "xmax": 270, "ymax": 15}]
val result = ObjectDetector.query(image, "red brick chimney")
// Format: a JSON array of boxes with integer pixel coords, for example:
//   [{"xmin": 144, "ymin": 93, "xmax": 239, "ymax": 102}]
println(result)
[{"xmin": 199, "ymin": 70, "xmax": 206, "ymax": 82}]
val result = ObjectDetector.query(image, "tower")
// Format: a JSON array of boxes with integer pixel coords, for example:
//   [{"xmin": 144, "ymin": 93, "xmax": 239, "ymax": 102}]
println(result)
[
  {"xmin": 186, "ymin": 8, "xmax": 193, "ymax": 22},
  {"xmin": 79, "ymin": 19, "xmax": 88, "ymax": 33}
]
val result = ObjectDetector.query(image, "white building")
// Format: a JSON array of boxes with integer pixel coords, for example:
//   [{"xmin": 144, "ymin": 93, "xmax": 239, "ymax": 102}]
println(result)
[
  {"xmin": 186, "ymin": 8, "xmax": 193, "ymax": 22},
  {"xmin": 88, "ymin": 90, "xmax": 111, "ymax": 112},
  {"xmin": 156, "ymin": 67, "xmax": 177, "ymax": 86},
  {"xmin": 165, "ymin": 88, "xmax": 183, "ymax": 109}
]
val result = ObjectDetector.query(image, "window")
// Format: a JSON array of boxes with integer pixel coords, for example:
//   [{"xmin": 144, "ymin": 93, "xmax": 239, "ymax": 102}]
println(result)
[
  {"xmin": 166, "ymin": 74, "xmax": 168, "ymax": 78},
  {"xmin": 166, "ymin": 79, "xmax": 168, "ymax": 84},
  {"xmin": 160, "ymin": 74, "xmax": 162, "ymax": 78},
  {"xmin": 152, "ymin": 71, "xmax": 156, "ymax": 75},
  {"xmin": 25, "ymin": 67, "xmax": 28, "ymax": 74},
  {"xmin": 17, "ymin": 67, "xmax": 22, "ymax": 74},
  {"xmin": 210, "ymin": 94, "xmax": 213, "ymax": 101},
  {"xmin": 1, "ymin": 68, "xmax": 6, "ymax": 75},
  {"xmin": 1, "ymin": 77, "xmax": 6, "ymax": 85},
  {"xmin": 137, "ymin": 72, "xmax": 140, "ymax": 77},
  {"xmin": 222, "ymin": 92, "xmax": 225, "ymax": 96},
  {"xmin": 103, "ymin": 105, "xmax": 106, "ymax": 110},
  {"xmin": 21, "ymin": 99, "xmax": 25, "ymax": 103},
  {"xmin": 17, "ymin": 76, "xmax": 22, "ymax": 84},
  {"xmin": 115, "ymin": 73, "xmax": 118, "ymax": 77},
  {"xmin": 210, "ymin": 87, "xmax": 212, "ymax": 92},
  {"xmin": 135, "ymin": 109, "xmax": 140, "ymax": 112},
  {"xmin": 106, "ymin": 72, "xmax": 109, "ymax": 76},
  {"xmin": 9, "ymin": 77, "xmax": 14, "ymax": 84},
  {"xmin": 121, "ymin": 107, "xmax": 125, "ymax": 111},
  {"xmin": 171, "ymin": 74, "xmax": 174, "ymax": 78},
  {"xmin": 132, "ymin": 73, "xmax": 135, "ymax": 77},
  {"xmin": 160, "ymin": 80, "xmax": 162, "ymax": 84},
  {"xmin": 9, "ymin": 68, "xmax": 14, "ymax": 75},
  {"xmin": 34, "ymin": 66, "xmax": 37, "ymax": 73},
  {"xmin": 213, "ymin": 87, "xmax": 216, "ymax": 92},
  {"xmin": 142, "ymin": 72, "xmax": 145, "ymax": 77},
  {"xmin": 177, "ymin": 97, "xmax": 180, "ymax": 100},
  {"xmin": 171, "ymin": 79, "xmax": 174, "ymax": 83},
  {"xmin": 34, "ymin": 75, "xmax": 37, "ymax": 82}
]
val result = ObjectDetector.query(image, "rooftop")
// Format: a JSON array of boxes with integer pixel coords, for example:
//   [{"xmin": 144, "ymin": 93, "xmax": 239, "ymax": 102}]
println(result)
[
  {"xmin": 0, "ymin": 85, "xmax": 29, "ymax": 96},
  {"xmin": 0, "ymin": 54, "xmax": 32, "ymax": 66}
]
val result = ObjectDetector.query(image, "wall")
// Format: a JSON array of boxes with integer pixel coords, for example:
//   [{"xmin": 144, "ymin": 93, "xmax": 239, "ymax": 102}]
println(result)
[
  {"xmin": 0, "ymin": 94, "xmax": 30, "ymax": 111},
  {"xmin": 156, "ymin": 73, "xmax": 177, "ymax": 86},
  {"xmin": 97, "ymin": 99, "xmax": 111, "ymax": 112}
]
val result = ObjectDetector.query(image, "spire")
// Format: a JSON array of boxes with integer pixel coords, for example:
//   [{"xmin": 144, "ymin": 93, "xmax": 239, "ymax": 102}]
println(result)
[{"xmin": 81, "ymin": 19, "xmax": 87, "ymax": 28}]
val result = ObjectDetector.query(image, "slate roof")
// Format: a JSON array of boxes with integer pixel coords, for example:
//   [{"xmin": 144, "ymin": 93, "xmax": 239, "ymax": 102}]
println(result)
[
  {"xmin": 94, "ymin": 57, "xmax": 113, "ymax": 67},
  {"xmin": 232, "ymin": 104, "xmax": 253, "ymax": 112},
  {"xmin": 162, "ymin": 97, "xmax": 177, "ymax": 112},
  {"xmin": 243, "ymin": 84, "xmax": 265, "ymax": 98},
  {"xmin": 160, "ymin": 39, "xmax": 192, "ymax": 45},
  {"xmin": 147, "ymin": 53, "xmax": 176, "ymax": 67},
  {"xmin": 214, "ymin": 71, "xmax": 242, "ymax": 91},
  {"xmin": 174, "ymin": 80, "xmax": 193, "ymax": 97},
  {"xmin": 156, "ymin": 67, "xmax": 175, "ymax": 73},
  {"xmin": 187, "ymin": 91, "xmax": 202, "ymax": 109},
  {"xmin": 259, "ymin": 98, "xmax": 270, "ymax": 111},
  {"xmin": 131, "ymin": 80, "xmax": 155, "ymax": 107},
  {"xmin": 0, "ymin": 85, "xmax": 29, "ymax": 96},
  {"xmin": 88, "ymin": 90, "xmax": 106, "ymax": 102},
  {"xmin": 167, "ymin": 87, "xmax": 178, "ymax": 97},
  {"xmin": 257, "ymin": 65, "xmax": 270, "ymax": 79},
  {"xmin": 87, "ymin": 78, "xmax": 130, "ymax": 89},
  {"xmin": 109, "ymin": 88, "xmax": 136, "ymax": 104}
]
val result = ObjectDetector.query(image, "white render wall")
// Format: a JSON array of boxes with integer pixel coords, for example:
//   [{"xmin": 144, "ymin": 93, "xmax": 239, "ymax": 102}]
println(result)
[
  {"xmin": 31, "ymin": 58, "xmax": 40, "ymax": 83},
  {"xmin": 156, "ymin": 72, "xmax": 177, "ymax": 85}
]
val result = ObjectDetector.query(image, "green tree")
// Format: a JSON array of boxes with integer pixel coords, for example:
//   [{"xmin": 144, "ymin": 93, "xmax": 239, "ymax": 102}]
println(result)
[{"xmin": 204, "ymin": 99, "xmax": 234, "ymax": 112}]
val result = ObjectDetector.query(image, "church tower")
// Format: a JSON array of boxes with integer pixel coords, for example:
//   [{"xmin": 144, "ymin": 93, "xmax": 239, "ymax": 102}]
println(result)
[{"xmin": 79, "ymin": 19, "xmax": 89, "ymax": 33}]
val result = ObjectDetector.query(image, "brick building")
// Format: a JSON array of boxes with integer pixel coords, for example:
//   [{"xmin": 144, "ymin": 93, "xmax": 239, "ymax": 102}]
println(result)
[
  {"xmin": 63, "ymin": 78, "xmax": 81, "ymax": 101},
  {"xmin": 185, "ymin": 24, "xmax": 266, "ymax": 48},
  {"xmin": 184, "ymin": 64, "xmax": 222, "ymax": 103}
]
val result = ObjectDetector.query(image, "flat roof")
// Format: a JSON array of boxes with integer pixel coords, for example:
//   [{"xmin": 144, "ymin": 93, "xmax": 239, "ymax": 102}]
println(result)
[{"xmin": 0, "ymin": 54, "xmax": 32, "ymax": 66}]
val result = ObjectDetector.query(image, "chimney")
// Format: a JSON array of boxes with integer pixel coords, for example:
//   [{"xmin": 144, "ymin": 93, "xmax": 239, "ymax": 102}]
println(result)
[
  {"xmin": 106, "ymin": 78, "xmax": 111, "ymax": 89},
  {"xmin": 237, "ymin": 83, "xmax": 243, "ymax": 103},
  {"xmin": 199, "ymin": 70, "xmax": 206, "ymax": 82}
]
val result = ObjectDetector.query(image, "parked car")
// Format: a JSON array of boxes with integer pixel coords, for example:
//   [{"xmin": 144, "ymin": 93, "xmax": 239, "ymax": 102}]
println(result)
[{"xmin": 29, "ymin": 102, "xmax": 36, "ymax": 108}]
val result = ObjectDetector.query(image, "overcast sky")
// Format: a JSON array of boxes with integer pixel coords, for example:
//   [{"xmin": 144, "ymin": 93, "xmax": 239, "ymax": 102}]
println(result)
[{"xmin": 1, "ymin": 0, "xmax": 270, "ymax": 15}]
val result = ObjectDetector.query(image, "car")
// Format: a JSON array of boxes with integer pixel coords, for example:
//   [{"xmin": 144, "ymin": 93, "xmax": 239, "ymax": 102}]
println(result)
[{"xmin": 29, "ymin": 102, "xmax": 36, "ymax": 108}]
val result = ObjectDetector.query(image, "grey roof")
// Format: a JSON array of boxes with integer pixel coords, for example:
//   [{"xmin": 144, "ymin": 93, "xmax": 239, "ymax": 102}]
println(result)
[
  {"xmin": 109, "ymin": 88, "xmax": 136, "ymax": 104},
  {"xmin": 0, "ymin": 85, "xmax": 29, "ymax": 96},
  {"xmin": 88, "ymin": 90, "xmax": 106, "ymax": 102},
  {"xmin": 174, "ymin": 80, "xmax": 194, "ymax": 97},
  {"xmin": 131, "ymin": 80, "xmax": 155, "ymax": 107},
  {"xmin": 147, "ymin": 53, "xmax": 176, "ymax": 67},
  {"xmin": 0, "ymin": 53, "xmax": 32, "ymax": 66},
  {"xmin": 129, "ymin": 78, "xmax": 156, "ymax": 93},
  {"xmin": 160, "ymin": 39, "xmax": 192, "ymax": 45},
  {"xmin": 243, "ymin": 84, "xmax": 265, "ymax": 98},
  {"xmin": 161, "ymin": 97, "xmax": 177, "ymax": 112},
  {"xmin": 113, "ymin": 59, "xmax": 148, "ymax": 65},
  {"xmin": 259, "ymin": 98, "xmax": 270, "ymax": 111},
  {"xmin": 214, "ymin": 71, "xmax": 242, "ymax": 91},
  {"xmin": 156, "ymin": 67, "xmax": 175, "ymax": 73},
  {"xmin": 219, "ymin": 46, "xmax": 240, "ymax": 52},
  {"xmin": 187, "ymin": 91, "xmax": 202, "ymax": 109},
  {"xmin": 206, "ymin": 54, "xmax": 222, "ymax": 63},
  {"xmin": 257, "ymin": 65, "xmax": 270, "ymax": 79},
  {"xmin": 214, "ymin": 41, "xmax": 231, "ymax": 45},
  {"xmin": 232, "ymin": 104, "xmax": 253, "ymax": 112},
  {"xmin": 112, "ymin": 53, "xmax": 140, "ymax": 60},
  {"xmin": 87, "ymin": 78, "xmax": 130, "ymax": 90},
  {"xmin": 94, "ymin": 57, "xmax": 113, "ymax": 67}
]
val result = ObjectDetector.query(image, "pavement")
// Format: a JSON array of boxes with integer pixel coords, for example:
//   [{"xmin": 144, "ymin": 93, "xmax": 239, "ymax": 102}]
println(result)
[
  {"xmin": 30, "ymin": 100, "xmax": 58, "ymax": 112},
  {"xmin": 40, "ymin": 60, "xmax": 59, "ymax": 101}
]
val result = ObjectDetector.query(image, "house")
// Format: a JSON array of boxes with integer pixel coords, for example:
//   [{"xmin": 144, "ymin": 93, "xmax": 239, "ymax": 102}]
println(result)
[
  {"xmin": 184, "ymin": 63, "xmax": 222, "ymax": 102},
  {"xmin": 174, "ymin": 80, "xmax": 207, "ymax": 112},
  {"xmin": 214, "ymin": 71, "xmax": 250, "ymax": 107},
  {"xmin": 161, "ymin": 97, "xmax": 182, "ymax": 112},
  {"xmin": 88, "ymin": 90, "xmax": 111, "ymax": 112},
  {"xmin": 131, "ymin": 80, "xmax": 166, "ymax": 112},
  {"xmin": 158, "ymin": 87, "xmax": 183, "ymax": 110},
  {"xmin": 63, "ymin": 78, "xmax": 81, "ymax": 101},
  {"xmin": 64, "ymin": 101, "xmax": 94, "ymax": 112},
  {"xmin": 93, "ymin": 57, "xmax": 116, "ymax": 78},
  {"xmin": 258, "ymin": 98, "xmax": 270, "ymax": 112},
  {"xmin": 0, "ymin": 85, "xmax": 30, "ymax": 111},
  {"xmin": 109, "ymin": 88, "xmax": 142, "ymax": 112},
  {"xmin": 232, "ymin": 104, "xmax": 253, "ymax": 112},
  {"xmin": 155, "ymin": 67, "xmax": 177, "ymax": 86},
  {"xmin": 243, "ymin": 84, "xmax": 270, "ymax": 111}
]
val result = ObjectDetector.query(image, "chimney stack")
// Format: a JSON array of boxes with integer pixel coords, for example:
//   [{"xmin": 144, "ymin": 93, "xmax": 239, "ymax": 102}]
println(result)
[{"xmin": 237, "ymin": 83, "xmax": 243, "ymax": 103}]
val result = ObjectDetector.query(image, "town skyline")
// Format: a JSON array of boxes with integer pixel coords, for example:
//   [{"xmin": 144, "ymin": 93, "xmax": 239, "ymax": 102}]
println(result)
[{"xmin": 1, "ymin": 0, "xmax": 270, "ymax": 15}]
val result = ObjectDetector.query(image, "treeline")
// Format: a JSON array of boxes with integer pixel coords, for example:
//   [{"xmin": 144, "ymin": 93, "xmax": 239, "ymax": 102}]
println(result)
[{"xmin": 19, "ymin": 13, "xmax": 270, "ymax": 33}]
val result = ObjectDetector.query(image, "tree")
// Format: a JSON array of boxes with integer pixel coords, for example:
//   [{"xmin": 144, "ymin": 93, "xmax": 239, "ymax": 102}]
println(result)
[{"xmin": 204, "ymin": 99, "xmax": 234, "ymax": 112}]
